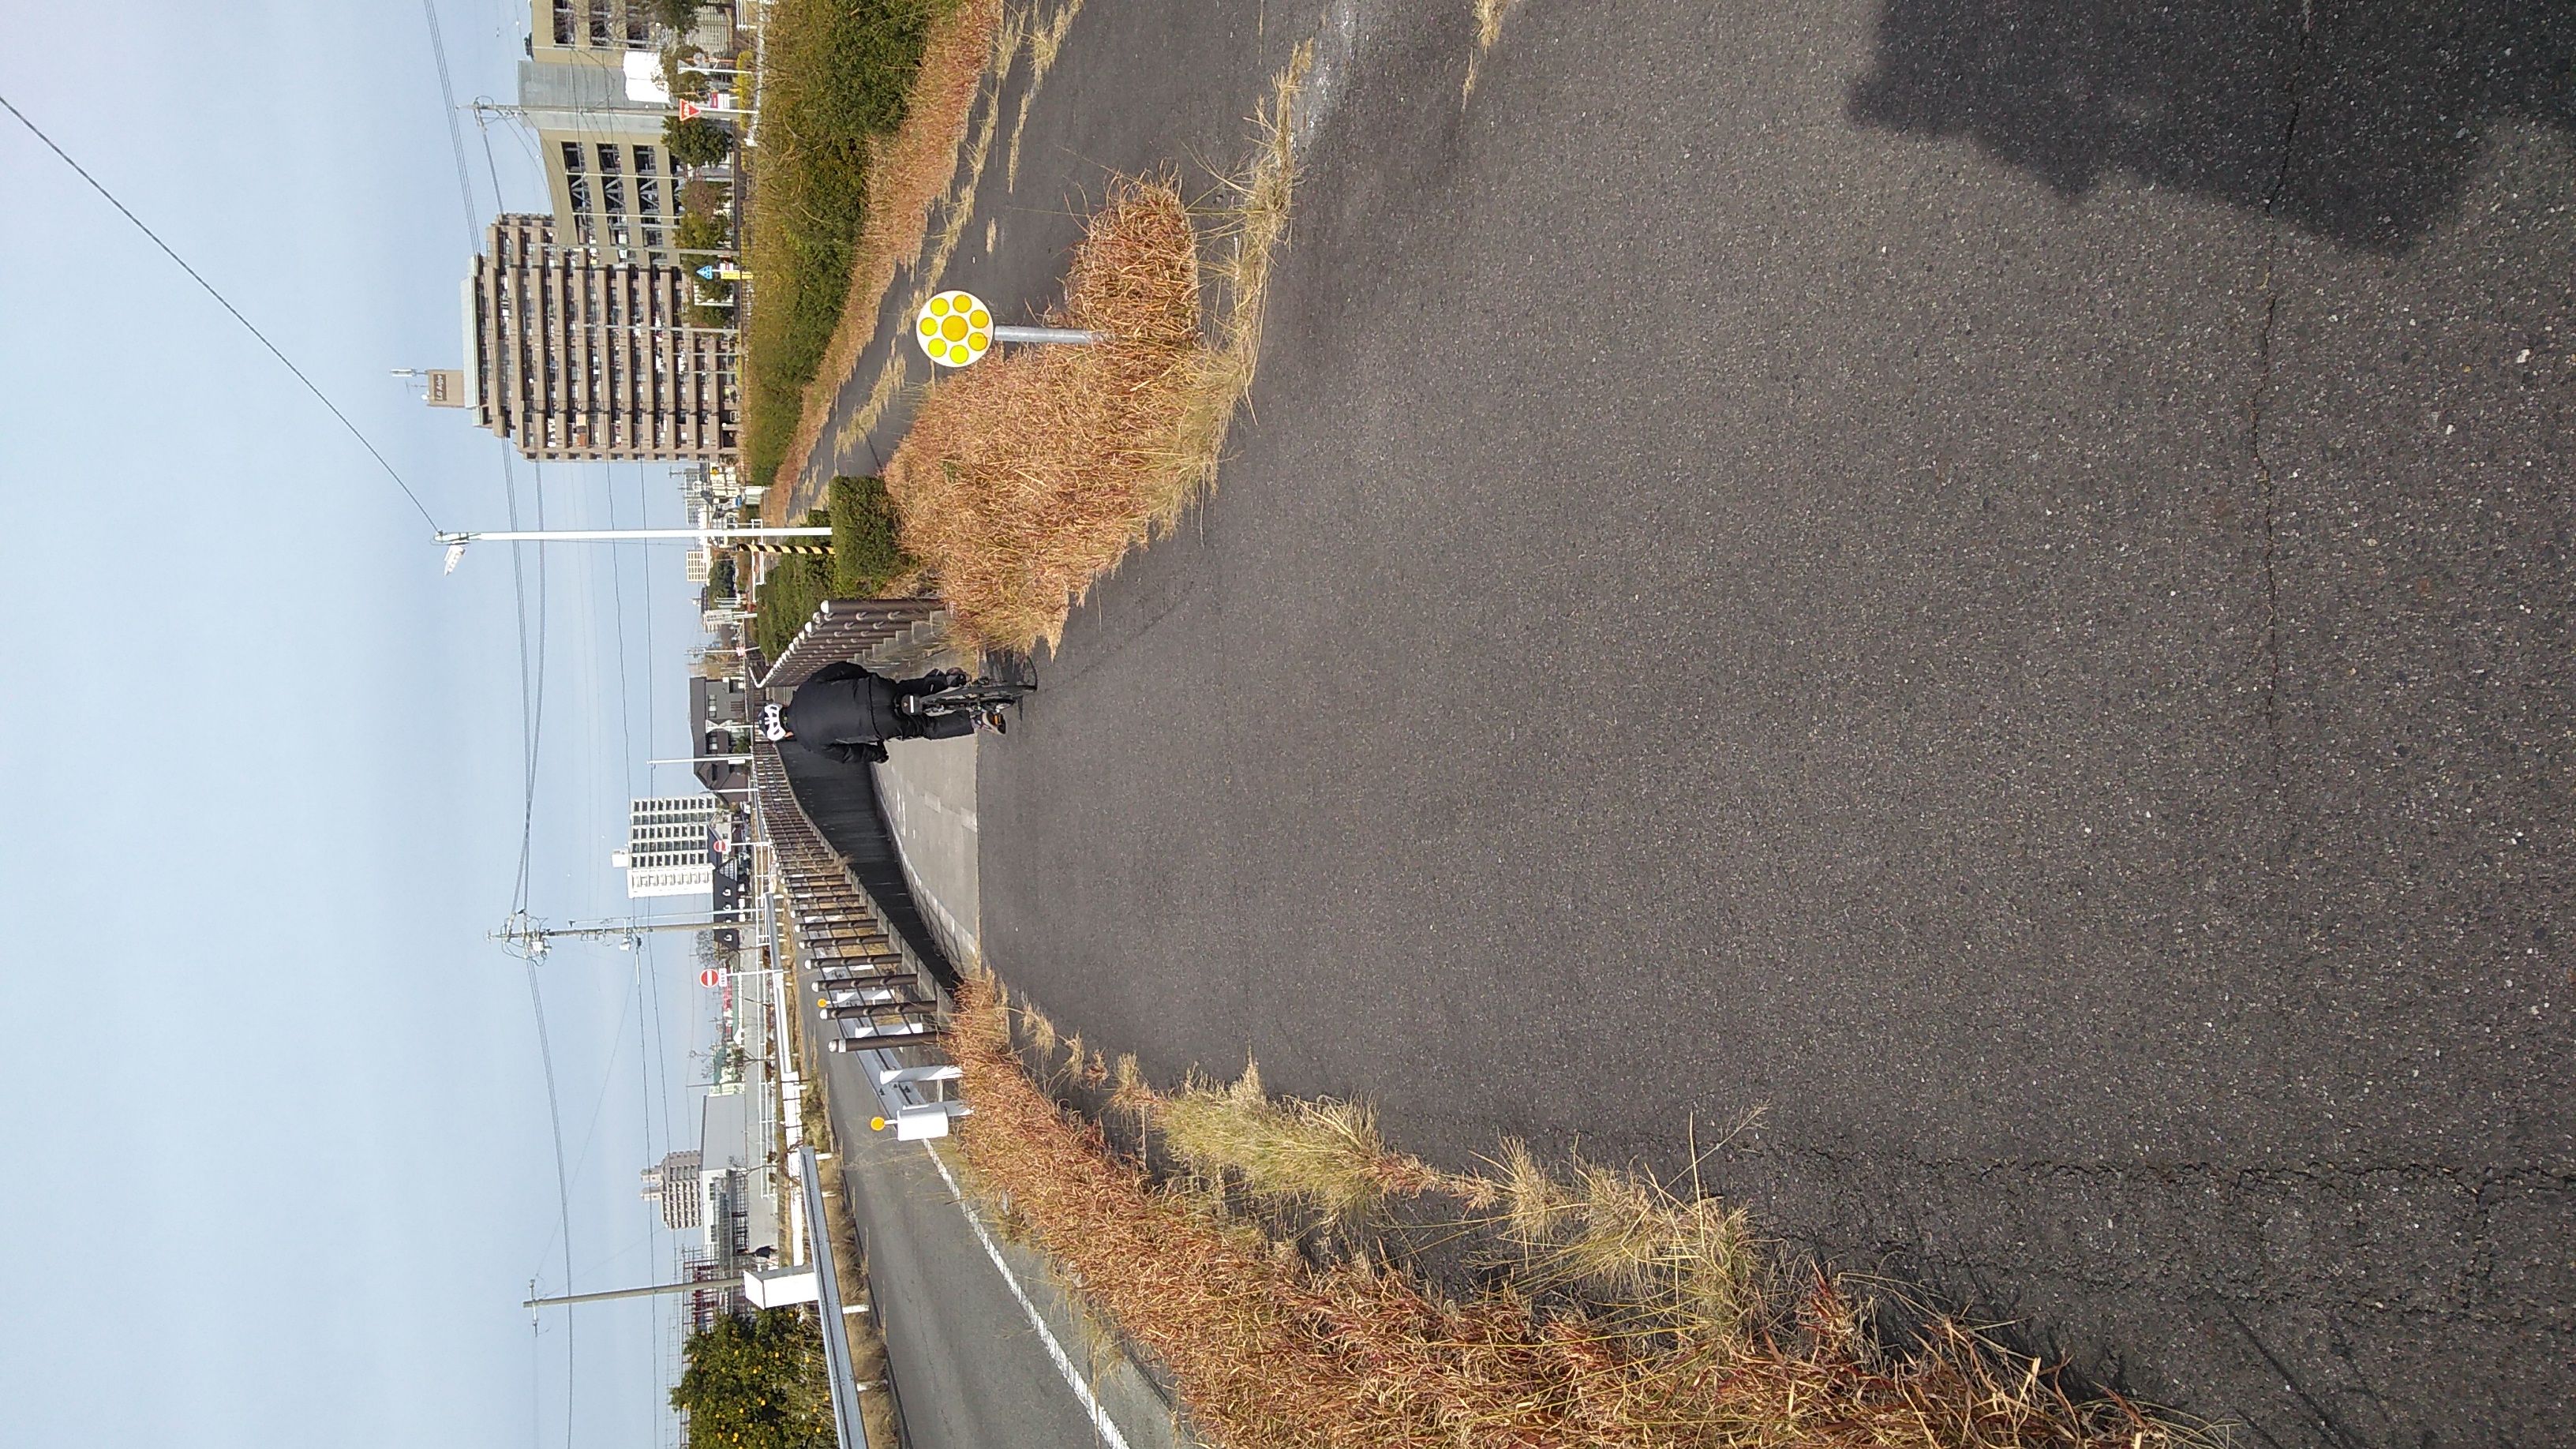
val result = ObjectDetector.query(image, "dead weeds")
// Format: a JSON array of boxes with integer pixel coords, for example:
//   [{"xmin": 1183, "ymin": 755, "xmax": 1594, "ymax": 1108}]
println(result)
[
  {"xmin": 883, "ymin": 175, "xmax": 1218, "ymax": 648},
  {"xmin": 949, "ymin": 976, "xmax": 2215, "ymax": 1449},
  {"xmin": 882, "ymin": 43, "xmax": 1309, "ymax": 650}
]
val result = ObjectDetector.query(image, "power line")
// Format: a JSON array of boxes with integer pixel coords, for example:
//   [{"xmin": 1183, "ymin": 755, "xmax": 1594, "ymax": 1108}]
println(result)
[
  {"xmin": 417, "ymin": 18, "xmax": 572, "ymax": 1449},
  {"xmin": 425, "ymin": 2, "xmax": 552, "ymax": 923},
  {"xmin": 421, "ymin": 0, "xmax": 484, "ymax": 253},
  {"xmin": 523, "ymin": 961, "xmax": 578, "ymax": 1449},
  {"xmin": 0, "ymin": 89, "xmax": 440, "ymax": 532}
]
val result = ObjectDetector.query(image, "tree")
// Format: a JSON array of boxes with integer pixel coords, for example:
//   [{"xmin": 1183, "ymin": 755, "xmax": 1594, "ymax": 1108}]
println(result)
[
  {"xmin": 653, "ymin": 0, "xmax": 705, "ymax": 30},
  {"xmin": 664, "ymin": 115, "xmax": 736, "ymax": 167},
  {"xmin": 669, "ymin": 1310, "xmax": 833, "ymax": 1449},
  {"xmin": 660, "ymin": 44, "xmax": 713, "ymax": 100},
  {"xmin": 679, "ymin": 176, "xmax": 728, "ymax": 217},
  {"xmin": 676, "ymin": 212, "xmax": 730, "ymax": 254}
]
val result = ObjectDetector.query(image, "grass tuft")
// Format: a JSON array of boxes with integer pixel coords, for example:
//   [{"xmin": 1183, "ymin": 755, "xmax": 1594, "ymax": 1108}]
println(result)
[
  {"xmin": 1161, "ymin": 1061, "xmax": 1423, "ymax": 1223},
  {"xmin": 1506, "ymin": 1155, "xmax": 1769, "ymax": 1346}
]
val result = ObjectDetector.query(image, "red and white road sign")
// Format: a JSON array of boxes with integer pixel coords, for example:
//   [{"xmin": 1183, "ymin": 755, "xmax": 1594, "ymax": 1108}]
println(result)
[
  {"xmin": 699, "ymin": 968, "xmax": 724, "ymax": 987},
  {"xmin": 677, "ymin": 99, "xmax": 702, "ymax": 121}
]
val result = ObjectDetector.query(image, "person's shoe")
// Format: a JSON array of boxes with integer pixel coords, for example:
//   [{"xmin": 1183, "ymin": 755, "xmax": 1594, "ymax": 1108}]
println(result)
[
  {"xmin": 975, "ymin": 706, "xmax": 1009, "ymax": 736},
  {"xmin": 938, "ymin": 668, "xmax": 969, "ymax": 689}
]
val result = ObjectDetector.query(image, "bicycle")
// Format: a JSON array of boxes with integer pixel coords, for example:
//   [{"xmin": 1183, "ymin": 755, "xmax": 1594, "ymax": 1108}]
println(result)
[{"xmin": 901, "ymin": 676, "xmax": 1033, "ymax": 724}]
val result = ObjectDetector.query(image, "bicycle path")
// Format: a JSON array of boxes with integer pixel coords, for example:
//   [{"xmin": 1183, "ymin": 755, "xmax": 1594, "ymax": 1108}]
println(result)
[{"xmin": 968, "ymin": 2, "xmax": 2576, "ymax": 1446}]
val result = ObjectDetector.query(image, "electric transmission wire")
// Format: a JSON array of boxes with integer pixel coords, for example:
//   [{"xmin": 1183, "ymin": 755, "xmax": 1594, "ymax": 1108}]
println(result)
[
  {"xmin": 418, "ymin": 15, "xmax": 569, "ymax": 1449},
  {"xmin": 0, "ymin": 89, "xmax": 440, "ymax": 531},
  {"xmin": 423, "ymin": 0, "xmax": 552, "ymax": 919},
  {"xmin": 523, "ymin": 960, "xmax": 578, "ymax": 1449},
  {"xmin": 421, "ymin": 0, "xmax": 481, "ymax": 252}
]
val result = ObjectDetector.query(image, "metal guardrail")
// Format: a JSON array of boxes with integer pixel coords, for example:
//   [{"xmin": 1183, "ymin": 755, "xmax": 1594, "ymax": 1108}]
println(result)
[
  {"xmin": 751, "ymin": 598, "xmax": 945, "ymax": 689},
  {"xmin": 796, "ymin": 1144, "xmax": 871, "ymax": 1449},
  {"xmin": 753, "ymin": 742, "xmax": 972, "ymax": 1145}
]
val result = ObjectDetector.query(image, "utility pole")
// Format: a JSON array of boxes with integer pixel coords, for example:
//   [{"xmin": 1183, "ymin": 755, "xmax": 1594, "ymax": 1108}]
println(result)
[
  {"xmin": 494, "ymin": 909, "xmax": 754, "ymax": 960},
  {"xmin": 525, "ymin": 1279, "xmax": 722, "ymax": 1309}
]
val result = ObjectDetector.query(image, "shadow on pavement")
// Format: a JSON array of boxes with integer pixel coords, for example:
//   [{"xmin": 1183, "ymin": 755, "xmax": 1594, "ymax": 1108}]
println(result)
[{"xmin": 1847, "ymin": 0, "xmax": 2576, "ymax": 252}]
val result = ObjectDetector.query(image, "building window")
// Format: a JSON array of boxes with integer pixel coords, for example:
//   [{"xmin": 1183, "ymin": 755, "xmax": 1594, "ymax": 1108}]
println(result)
[
  {"xmin": 603, "ymin": 178, "xmax": 626, "ymax": 215},
  {"xmin": 560, "ymin": 140, "xmax": 584, "ymax": 173},
  {"xmin": 596, "ymin": 144, "xmax": 621, "ymax": 174},
  {"xmin": 633, "ymin": 146, "xmax": 658, "ymax": 176},
  {"xmin": 637, "ymin": 178, "xmax": 660, "ymax": 215},
  {"xmin": 567, "ymin": 177, "xmax": 592, "ymax": 212},
  {"xmin": 553, "ymin": 0, "xmax": 575, "ymax": 44}
]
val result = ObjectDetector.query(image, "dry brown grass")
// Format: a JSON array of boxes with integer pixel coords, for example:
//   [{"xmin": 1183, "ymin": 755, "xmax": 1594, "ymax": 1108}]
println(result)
[
  {"xmin": 767, "ymin": 0, "xmax": 1005, "ymax": 519},
  {"xmin": 878, "ymin": 43, "xmax": 1308, "ymax": 649},
  {"xmin": 882, "ymin": 175, "xmax": 1218, "ymax": 647},
  {"xmin": 1464, "ymin": 0, "xmax": 1513, "ymax": 100},
  {"xmin": 949, "ymin": 975, "xmax": 2214, "ymax": 1449}
]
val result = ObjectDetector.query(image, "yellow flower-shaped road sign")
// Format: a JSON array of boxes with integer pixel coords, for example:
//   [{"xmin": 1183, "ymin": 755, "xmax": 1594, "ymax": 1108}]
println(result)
[{"xmin": 915, "ymin": 290, "xmax": 993, "ymax": 368}]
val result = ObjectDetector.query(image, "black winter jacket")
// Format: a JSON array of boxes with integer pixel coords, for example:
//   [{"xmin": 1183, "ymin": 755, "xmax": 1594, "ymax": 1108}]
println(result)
[{"xmin": 779, "ymin": 661, "xmax": 954, "ymax": 766}]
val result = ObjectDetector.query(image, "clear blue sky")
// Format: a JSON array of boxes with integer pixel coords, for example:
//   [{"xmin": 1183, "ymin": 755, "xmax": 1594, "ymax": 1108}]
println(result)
[{"xmin": 2, "ymin": 3, "xmax": 717, "ymax": 1443}]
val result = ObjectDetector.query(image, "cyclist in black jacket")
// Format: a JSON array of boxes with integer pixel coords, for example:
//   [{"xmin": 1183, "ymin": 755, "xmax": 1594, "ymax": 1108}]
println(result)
[{"xmin": 761, "ymin": 661, "xmax": 992, "ymax": 766}]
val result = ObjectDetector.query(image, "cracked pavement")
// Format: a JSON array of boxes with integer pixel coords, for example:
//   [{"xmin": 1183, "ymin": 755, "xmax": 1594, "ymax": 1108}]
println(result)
[{"xmin": 781, "ymin": 0, "xmax": 2576, "ymax": 1442}]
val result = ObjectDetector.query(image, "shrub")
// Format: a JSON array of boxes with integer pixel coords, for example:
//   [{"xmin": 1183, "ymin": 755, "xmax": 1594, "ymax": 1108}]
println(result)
[
  {"xmin": 751, "ymin": 511, "xmax": 834, "ymax": 660},
  {"xmin": 826, "ymin": 475, "xmax": 911, "ymax": 597},
  {"xmin": 665, "ymin": 114, "xmax": 736, "ymax": 167},
  {"xmin": 739, "ymin": 0, "xmax": 947, "ymax": 493},
  {"xmin": 747, "ymin": 481, "xmax": 912, "ymax": 657}
]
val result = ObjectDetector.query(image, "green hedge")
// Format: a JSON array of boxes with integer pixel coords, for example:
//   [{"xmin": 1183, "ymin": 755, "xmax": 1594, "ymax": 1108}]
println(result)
[
  {"xmin": 739, "ymin": 0, "xmax": 949, "ymax": 493},
  {"xmin": 827, "ymin": 474, "xmax": 910, "ymax": 595},
  {"xmin": 751, "ymin": 476, "xmax": 911, "ymax": 658}
]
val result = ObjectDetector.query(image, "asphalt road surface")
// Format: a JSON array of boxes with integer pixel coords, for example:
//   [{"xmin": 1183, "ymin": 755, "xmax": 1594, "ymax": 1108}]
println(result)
[{"xmin": 788, "ymin": 0, "xmax": 2575, "ymax": 1442}]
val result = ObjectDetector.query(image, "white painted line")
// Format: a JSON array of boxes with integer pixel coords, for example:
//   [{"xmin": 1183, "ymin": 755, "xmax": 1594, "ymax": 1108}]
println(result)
[{"xmin": 923, "ymin": 1141, "xmax": 1133, "ymax": 1449}]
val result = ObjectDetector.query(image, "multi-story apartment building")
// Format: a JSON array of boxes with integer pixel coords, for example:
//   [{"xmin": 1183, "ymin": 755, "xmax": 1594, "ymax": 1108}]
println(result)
[
  {"xmin": 517, "ymin": 47, "xmax": 685, "ymax": 265},
  {"xmin": 464, "ymin": 214, "xmax": 736, "ymax": 460},
  {"xmin": 610, "ymin": 793, "xmax": 724, "ymax": 897},
  {"xmin": 532, "ymin": 0, "xmax": 653, "ymax": 62},
  {"xmin": 639, "ymin": 1150, "xmax": 705, "ymax": 1230}
]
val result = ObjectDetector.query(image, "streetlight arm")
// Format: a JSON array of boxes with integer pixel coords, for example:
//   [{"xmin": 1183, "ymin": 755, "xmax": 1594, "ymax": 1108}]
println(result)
[
  {"xmin": 438, "ymin": 526, "xmax": 832, "ymax": 543},
  {"xmin": 439, "ymin": 525, "xmax": 833, "ymax": 572}
]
